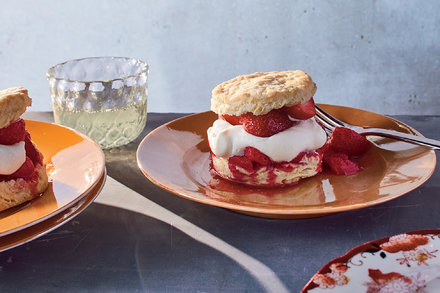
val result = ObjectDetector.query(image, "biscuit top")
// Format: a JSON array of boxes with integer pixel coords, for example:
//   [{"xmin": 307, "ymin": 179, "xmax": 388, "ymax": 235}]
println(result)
[
  {"xmin": 0, "ymin": 87, "xmax": 32, "ymax": 129},
  {"xmin": 211, "ymin": 70, "xmax": 316, "ymax": 116}
]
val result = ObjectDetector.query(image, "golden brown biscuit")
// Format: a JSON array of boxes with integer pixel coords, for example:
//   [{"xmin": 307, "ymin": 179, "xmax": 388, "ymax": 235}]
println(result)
[
  {"xmin": 211, "ymin": 70, "xmax": 316, "ymax": 116},
  {"xmin": 211, "ymin": 152, "xmax": 322, "ymax": 187},
  {"xmin": 0, "ymin": 87, "xmax": 32, "ymax": 129},
  {"xmin": 0, "ymin": 160, "xmax": 48, "ymax": 212}
]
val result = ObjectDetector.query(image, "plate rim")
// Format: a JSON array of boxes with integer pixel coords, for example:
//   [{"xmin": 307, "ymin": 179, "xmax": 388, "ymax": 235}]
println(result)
[
  {"xmin": 0, "ymin": 170, "xmax": 106, "ymax": 252},
  {"xmin": 0, "ymin": 120, "xmax": 106, "ymax": 236},
  {"xmin": 301, "ymin": 228, "xmax": 440, "ymax": 292},
  {"xmin": 136, "ymin": 106, "xmax": 437, "ymax": 217}
]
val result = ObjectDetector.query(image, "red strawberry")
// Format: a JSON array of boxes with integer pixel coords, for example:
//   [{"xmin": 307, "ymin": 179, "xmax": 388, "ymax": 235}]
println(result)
[
  {"xmin": 220, "ymin": 114, "xmax": 241, "ymax": 125},
  {"xmin": 324, "ymin": 152, "xmax": 359, "ymax": 175},
  {"xmin": 285, "ymin": 98, "xmax": 316, "ymax": 120},
  {"xmin": 228, "ymin": 155, "xmax": 254, "ymax": 174},
  {"xmin": 240, "ymin": 108, "xmax": 293, "ymax": 137},
  {"xmin": 24, "ymin": 131, "xmax": 43, "ymax": 165},
  {"xmin": 0, "ymin": 119, "xmax": 26, "ymax": 145},
  {"xmin": 244, "ymin": 147, "xmax": 271, "ymax": 166},
  {"xmin": 9, "ymin": 157, "xmax": 35, "ymax": 178},
  {"xmin": 329, "ymin": 127, "xmax": 371, "ymax": 156}
]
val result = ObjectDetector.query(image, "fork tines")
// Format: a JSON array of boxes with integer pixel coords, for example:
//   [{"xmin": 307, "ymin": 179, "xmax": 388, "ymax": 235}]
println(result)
[
  {"xmin": 314, "ymin": 105, "xmax": 345, "ymax": 135},
  {"xmin": 315, "ymin": 106, "xmax": 346, "ymax": 127},
  {"xmin": 315, "ymin": 114, "xmax": 334, "ymax": 135}
]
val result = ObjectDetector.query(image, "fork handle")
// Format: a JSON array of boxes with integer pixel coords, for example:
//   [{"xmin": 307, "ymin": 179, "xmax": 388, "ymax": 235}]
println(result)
[{"xmin": 360, "ymin": 128, "xmax": 440, "ymax": 150}]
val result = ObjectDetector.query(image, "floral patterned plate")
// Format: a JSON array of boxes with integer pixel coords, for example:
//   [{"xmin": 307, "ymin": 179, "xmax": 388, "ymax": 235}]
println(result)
[{"xmin": 302, "ymin": 229, "xmax": 440, "ymax": 292}]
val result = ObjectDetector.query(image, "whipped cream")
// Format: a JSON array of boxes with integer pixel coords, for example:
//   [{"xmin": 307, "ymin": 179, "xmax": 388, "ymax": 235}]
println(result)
[
  {"xmin": 207, "ymin": 118, "xmax": 327, "ymax": 162},
  {"xmin": 0, "ymin": 141, "xmax": 26, "ymax": 175}
]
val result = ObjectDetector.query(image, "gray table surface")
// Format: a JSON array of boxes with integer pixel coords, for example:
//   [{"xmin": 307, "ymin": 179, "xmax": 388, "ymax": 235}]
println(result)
[{"xmin": 1, "ymin": 112, "xmax": 439, "ymax": 292}]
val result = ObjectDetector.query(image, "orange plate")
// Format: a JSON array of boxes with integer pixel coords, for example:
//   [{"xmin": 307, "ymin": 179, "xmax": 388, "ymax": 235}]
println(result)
[
  {"xmin": 0, "ymin": 120, "xmax": 106, "ymax": 235},
  {"xmin": 137, "ymin": 105, "xmax": 436, "ymax": 219},
  {"xmin": 0, "ymin": 171, "xmax": 106, "ymax": 252}
]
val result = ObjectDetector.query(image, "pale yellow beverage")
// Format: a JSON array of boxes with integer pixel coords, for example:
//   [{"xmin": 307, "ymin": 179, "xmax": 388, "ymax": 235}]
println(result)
[
  {"xmin": 53, "ymin": 100, "xmax": 147, "ymax": 149},
  {"xmin": 47, "ymin": 57, "xmax": 149, "ymax": 149}
]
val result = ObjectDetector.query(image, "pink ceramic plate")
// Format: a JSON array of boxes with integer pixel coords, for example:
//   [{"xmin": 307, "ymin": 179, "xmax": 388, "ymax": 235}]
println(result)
[
  {"xmin": 137, "ymin": 105, "xmax": 436, "ymax": 219},
  {"xmin": 302, "ymin": 229, "xmax": 440, "ymax": 292}
]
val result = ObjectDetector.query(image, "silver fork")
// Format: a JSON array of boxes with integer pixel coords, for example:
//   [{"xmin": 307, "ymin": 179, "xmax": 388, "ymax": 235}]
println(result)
[{"xmin": 315, "ymin": 105, "xmax": 440, "ymax": 150}]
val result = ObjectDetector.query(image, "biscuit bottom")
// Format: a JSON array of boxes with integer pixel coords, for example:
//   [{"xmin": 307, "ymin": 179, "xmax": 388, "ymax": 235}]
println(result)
[
  {"xmin": 211, "ymin": 150, "xmax": 323, "ymax": 187},
  {"xmin": 0, "ymin": 162, "xmax": 48, "ymax": 212}
]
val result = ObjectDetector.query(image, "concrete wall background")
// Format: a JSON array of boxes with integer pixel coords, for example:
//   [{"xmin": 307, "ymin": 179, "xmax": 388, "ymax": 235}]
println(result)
[{"xmin": 0, "ymin": 0, "xmax": 438, "ymax": 114}]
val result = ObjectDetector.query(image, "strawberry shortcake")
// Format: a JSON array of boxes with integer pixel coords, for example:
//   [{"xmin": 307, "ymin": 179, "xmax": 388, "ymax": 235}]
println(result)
[
  {"xmin": 0, "ymin": 87, "xmax": 48, "ymax": 211},
  {"xmin": 207, "ymin": 70, "xmax": 327, "ymax": 187}
]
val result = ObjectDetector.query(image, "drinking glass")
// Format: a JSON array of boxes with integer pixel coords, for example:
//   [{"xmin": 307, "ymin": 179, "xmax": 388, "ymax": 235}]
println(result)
[{"xmin": 47, "ymin": 57, "xmax": 149, "ymax": 149}]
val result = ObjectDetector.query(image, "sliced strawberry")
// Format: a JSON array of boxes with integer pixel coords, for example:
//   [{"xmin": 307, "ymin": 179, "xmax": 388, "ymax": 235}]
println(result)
[
  {"xmin": 0, "ymin": 125, "xmax": 43, "ymax": 182},
  {"xmin": 290, "ymin": 151, "xmax": 307, "ymax": 164},
  {"xmin": 329, "ymin": 127, "xmax": 371, "ymax": 156},
  {"xmin": 0, "ymin": 119, "xmax": 26, "ymax": 145},
  {"xmin": 240, "ymin": 108, "xmax": 293, "ymax": 137},
  {"xmin": 228, "ymin": 155, "xmax": 254, "ymax": 174},
  {"xmin": 0, "ymin": 157, "xmax": 36, "ymax": 182},
  {"xmin": 324, "ymin": 152, "xmax": 359, "ymax": 175},
  {"xmin": 10, "ymin": 157, "xmax": 35, "ymax": 178},
  {"xmin": 244, "ymin": 146, "xmax": 271, "ymax": 166},
  {"xmin": 285, "ymin": 97, "xmax": 316, "ymax": 120},
  {"xmin": 320, "ymin": 142, "xmax": 332, "ymax": 159},
  {"xmin": 220, "ymin": 114, "xmax": 241, "ymax": 125},
  {"xmin": 24, "ymin": 131, "xmax": 43, "ymax": 165}
]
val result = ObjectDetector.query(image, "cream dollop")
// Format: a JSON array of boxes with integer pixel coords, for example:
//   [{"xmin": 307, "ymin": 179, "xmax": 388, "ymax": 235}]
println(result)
[
  {"xmin": 207, "ymin": 118, "xmax": 327, "ymax": 162},
  {"xmin": 0, "ymin": 141, "xmax": 26, "ymax": 175}
]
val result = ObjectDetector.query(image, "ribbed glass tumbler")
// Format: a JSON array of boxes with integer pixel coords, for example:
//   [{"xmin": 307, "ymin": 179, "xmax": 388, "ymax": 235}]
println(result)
[{"xmin": 47, "ymin": 57, "xmax": 149, "ymax": 149}]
